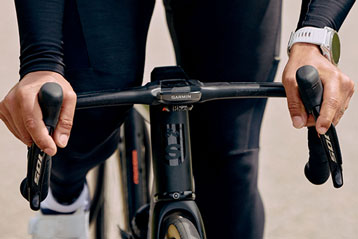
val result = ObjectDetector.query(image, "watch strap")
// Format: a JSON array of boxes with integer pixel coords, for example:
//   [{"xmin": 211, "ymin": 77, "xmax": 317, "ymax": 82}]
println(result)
[{"xmin": 288, "ymin": 27, "xmax": 328, "ymax": 52}]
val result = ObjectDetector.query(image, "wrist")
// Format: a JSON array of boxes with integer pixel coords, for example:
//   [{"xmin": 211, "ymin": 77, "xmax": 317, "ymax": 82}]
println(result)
[
  {"xmin": 23, "ymin": 71, "xmax": 65, "ymax": 81},
  {"xmin": 287, "ymin": 26, "xmax": 340, "ymax": 65},
  {"xmin": 289, "ymin": 43, "xmax": 321, "ymax": 56}
]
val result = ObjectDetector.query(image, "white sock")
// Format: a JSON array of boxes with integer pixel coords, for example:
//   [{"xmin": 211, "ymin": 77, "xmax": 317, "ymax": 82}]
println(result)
[{"xmin": 41, "ymin": 184, "xmax": 89, "ymax": 213}]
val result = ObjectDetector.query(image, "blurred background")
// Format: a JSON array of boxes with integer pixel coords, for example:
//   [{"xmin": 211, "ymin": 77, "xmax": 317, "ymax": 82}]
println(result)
[{"xmin": 1, "ymin": 1, "xmax": 357, "ymax": 238}]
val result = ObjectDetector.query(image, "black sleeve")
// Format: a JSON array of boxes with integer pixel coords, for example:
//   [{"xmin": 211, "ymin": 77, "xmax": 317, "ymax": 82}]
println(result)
[
  {"xmin": 14, "ymin": 0, "xmax": 65, "ymax": 79},
  {"xmin": 297, "ymin": 0, "xmax": 355, "ymax": 31}
]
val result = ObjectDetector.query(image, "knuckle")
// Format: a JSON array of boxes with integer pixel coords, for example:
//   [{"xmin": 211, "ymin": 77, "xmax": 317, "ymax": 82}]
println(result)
[
  {"xmin": 325, "ymin": 97, "xmax": 340, "ymax": 110},
  {"xmin": 4, "ymin": 93, "xmax": 13, "ymax": 104},
  {"xmin": 336, "ymin": 109, "xmax": 344, "ymax": 119},
  {"xmin": 58, "ymin": 117, "xmax": 73, "ymax": 131},
  {"xmin": 332, "ymin": 119, "xmax": 339, "ymax": 126},
  {"xmin": 16, "ymin": 87, "xmax": 29, "ymax": 101},
  {"xmin": 344, "ymin": 77, "xmax": 355, "ymax": 93},
  {"xmin": 65, "ymin": 90, "xmax": 77, "ymax": 102},
  {"xmin": 350, "ymin": 80, "xmax": 355, "ymax": 92},
  {"xmin": 332, "ymin": 71, "xmax": 354, "ymax": 91},
  {"xmin": 341, "ymin": 74, "xmax": 353, "ymax": 86},
  {"xmin": 23, "ymin": 117, "xmax": 37, "ymax": 130},
  {"xmin": 22, "ymin": 135, "xmax": 33, "ymax": 146},
  {"xmin": 3, "ymin": 94, "xmax": 15, "ymax": 109},
  {"xmin": 282, "ymin": 75, "xmax": 296, "ymax": 85},
  {"xmin": 330, "ymin": 69, "xmax": 341, "ymax": 79},
  {"xmin": 287, "ymin": 101, "xmax": 302, "ymax": 113},
  {"xmin": 333, "ymin": 113, "xmax": 343, "ymax": 126},
  {"xmin": 318, "ymin": 117, "xmax": 332, "ymax": 127}
]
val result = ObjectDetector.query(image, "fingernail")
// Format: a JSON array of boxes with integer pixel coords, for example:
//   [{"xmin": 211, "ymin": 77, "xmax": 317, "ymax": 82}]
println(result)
[
  {"xmin": 317, "ymin": 127, "xmax": 328, "ymax": 135},
  {"xmin": 292, "ymin": 116, "xmax": 305, "ymax": 128},
  {"xmin": 59, "ymin": 134, "xmax": 69, "ymax": 147}
]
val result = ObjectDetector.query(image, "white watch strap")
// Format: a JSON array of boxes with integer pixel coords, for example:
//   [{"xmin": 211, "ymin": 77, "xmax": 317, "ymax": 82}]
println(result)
[{"xmin": 288, "ymin": 27, "xmax": 327, "ymax": 51}]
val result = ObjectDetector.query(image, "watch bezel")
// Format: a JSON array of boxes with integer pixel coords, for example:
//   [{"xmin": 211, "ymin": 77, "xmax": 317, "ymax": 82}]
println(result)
[
  {"xmin": 321, "ymin": 27, "xmax": 340, "ymax": 65},
  {"xmin": 331, "ymin": 31, "xmax": 341, "ymax": 65}
]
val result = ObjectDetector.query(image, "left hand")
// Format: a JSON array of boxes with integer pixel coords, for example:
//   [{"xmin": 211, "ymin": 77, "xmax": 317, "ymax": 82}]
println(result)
[{"xmin": 282, "ymin": 43, "xmax": 354, "ymax": 134}]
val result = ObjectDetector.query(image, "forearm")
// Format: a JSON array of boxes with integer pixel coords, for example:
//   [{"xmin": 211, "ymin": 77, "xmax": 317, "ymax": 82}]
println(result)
[
  {"xmin": 283, "ymin": 0, "xmax": 355, "ymax": 132},
  {"xmin": 297, "ymin": 0, "xmax": 355, "ymax": 31},
  {"xmin": 14, "ymin": 0, "xmax": 66, "ymax": 79}
]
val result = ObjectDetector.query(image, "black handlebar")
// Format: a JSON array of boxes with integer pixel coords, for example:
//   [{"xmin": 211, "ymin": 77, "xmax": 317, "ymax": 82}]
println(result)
[
  {"xmin": 20, "ymin": 83, "xmax": 63, "ymax": 210},
  {"xmin": 20, "ymin": 66, "xmax": 345, "ymax": 210},
  {"xmin": 296, "ymin": 65, "xmax": 343, "ymax": 188},
  {"xmin": 76, "ymin": 82, "xmax": 286, "ymax": 109}
]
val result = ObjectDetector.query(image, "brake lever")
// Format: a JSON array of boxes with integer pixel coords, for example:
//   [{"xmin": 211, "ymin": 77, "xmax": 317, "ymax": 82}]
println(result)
[
  {"xmin": 296, "ymin": 65, "xmax": 343, "ymax": 188},
  {"xmin": 20, "ymin": 83, "xmax": 63, "ymax": 210}
]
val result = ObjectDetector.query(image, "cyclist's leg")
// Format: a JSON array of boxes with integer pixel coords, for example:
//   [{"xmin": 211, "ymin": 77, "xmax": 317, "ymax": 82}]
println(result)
[
  {"xmin": 164, "ymin": 0, "xmax": 282, "ymax": 238},
  {"xmin": 189, "ymin": 100, "xmax": 269, "ymax": 239},
  {"xmin": 30, "ymin": 2, "xmax": 155, "ymax": 237},
  {"xmin": 49, "ymin": 0, "xmax": 155, "ymax": 205}
]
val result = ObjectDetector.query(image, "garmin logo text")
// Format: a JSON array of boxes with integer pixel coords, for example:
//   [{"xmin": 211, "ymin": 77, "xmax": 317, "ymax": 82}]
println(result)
[
  {"xmin": 324, "ymin": 134, "xmax": 337, "ymax": 163},
  {"xmin": 34, "ymin": 153, "xmax": 44, "ymax": 185},
  {"xmin": 171, "ymin": 94, "xmax": 192, "ymax": 100}
]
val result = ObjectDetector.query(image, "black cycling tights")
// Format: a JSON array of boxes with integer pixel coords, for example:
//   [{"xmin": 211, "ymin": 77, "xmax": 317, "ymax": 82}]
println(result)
[{"xmin": 51, "ymin": 0, "xmax": 282, "ymax": 238}]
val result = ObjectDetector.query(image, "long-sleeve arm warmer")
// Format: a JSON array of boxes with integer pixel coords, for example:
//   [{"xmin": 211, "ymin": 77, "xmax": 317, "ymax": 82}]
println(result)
[
  {"xmin": 14, "ymin": 0, "xmax": 65, "ymax": 79},
  {"xmin": 14, "ymin": 0, "xmax": 355, "ymax": 79},
  {"xmin": 298, "ymin": 0, "xmax": 355, "ymax": 31}
]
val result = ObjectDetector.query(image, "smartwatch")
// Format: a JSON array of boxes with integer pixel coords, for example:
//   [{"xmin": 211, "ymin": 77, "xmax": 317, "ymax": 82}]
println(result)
[{"xmin": 287, "ymin": 26, "xmax": 340, "ymax": 65}]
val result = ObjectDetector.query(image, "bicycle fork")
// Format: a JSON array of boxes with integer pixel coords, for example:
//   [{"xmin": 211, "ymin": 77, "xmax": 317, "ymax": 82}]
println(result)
[{"xmin": 148, "ymin": 104, "xmax": 206, "ymax": 239}]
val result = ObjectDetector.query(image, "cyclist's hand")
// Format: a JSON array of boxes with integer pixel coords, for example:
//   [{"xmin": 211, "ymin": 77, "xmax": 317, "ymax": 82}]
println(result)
[
  {"xmin": 282, "ymin": 43, "xmax": 354, "ymax": 134},
  {"xmin": 0, "ymin": 71, "xmax": 76, "ymax": 156}
]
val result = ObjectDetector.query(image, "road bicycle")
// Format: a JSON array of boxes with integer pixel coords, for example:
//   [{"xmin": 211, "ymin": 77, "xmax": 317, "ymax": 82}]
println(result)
[
  {"xmin": 20, "ymin": 65, "xmax": 343, "ymax": 239},
  {"xmin": 89, "ymin": 106, "xmax": 151, "ymax": 239}
]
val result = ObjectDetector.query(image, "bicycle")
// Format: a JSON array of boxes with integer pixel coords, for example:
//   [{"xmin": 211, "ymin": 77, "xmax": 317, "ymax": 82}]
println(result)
[
  {"xmin": 20, "ymin": 65, "xmax": 343, "ymax": 239},
  {"xmin": 89, "ymin": 106, "xmax": 151, "ymax": 239}
]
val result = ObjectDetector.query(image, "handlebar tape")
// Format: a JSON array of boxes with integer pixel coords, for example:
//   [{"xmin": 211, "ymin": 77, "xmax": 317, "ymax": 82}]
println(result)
[
  {"xmin": 296, "ymin": 65, "xmax": 343, "ymax": 188},
  {"xmin": 20, "ymin": 83, "xmax": 63, "ymax": 210}
]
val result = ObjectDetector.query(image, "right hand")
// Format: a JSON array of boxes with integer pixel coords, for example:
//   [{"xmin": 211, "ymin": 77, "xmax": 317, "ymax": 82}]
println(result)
[
  {"xmin": 282, "ymin": 43, "xmax": 354, "ymax": 134},
  {"xmin": 0, "ymin": 71, "xmax": 76, "ymax": 156}
]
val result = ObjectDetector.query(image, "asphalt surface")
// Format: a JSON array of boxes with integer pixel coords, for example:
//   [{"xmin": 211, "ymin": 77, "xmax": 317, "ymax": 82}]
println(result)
[{"xmin": 0, "ymin": 1, "xmax": 358, "ymax": 238}]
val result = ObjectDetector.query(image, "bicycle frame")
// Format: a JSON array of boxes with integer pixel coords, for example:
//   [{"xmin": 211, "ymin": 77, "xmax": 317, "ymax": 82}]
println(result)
[
  {"xmin": 147, "ymin": 66, "xmax": 283, "ymax": 238},
  {"xmin": 149, "ymin": 104, "xmax": 206, "ymax": 238},
  {"xmin": 20, "ymin": 65, "xmax": 343, "ymax": 239}
]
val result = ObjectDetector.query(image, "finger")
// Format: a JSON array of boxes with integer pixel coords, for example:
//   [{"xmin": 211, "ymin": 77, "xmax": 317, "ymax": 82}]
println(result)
[
  {"xmin": 306, "ymin": 114, "xmax": 315, "ymax": 127},
  {"xmin": 21, "ymin": 95, "xmax": 57, "ymax": 156},
  {"xmin": 332, "ymin": 108, "xmax": 345, "ymax": 126},
  {"xmin": 1, "ymin": 89, "xmax": 34, "ymax": 145},
  {"xmin": 0, "ymin": 109, "xmax": 23, "ymax": 142},
  {"xmin": 283, "ymin": 79, "xmax": 308, "ymax": 128},
  {"xmin": 332, "ymin": 86, "xmax": 354, "ymax": 125},
  {"xmin": 343, "ymin": 80, "xmax": 354, "ymax": 111},
  {"xmin": 53, "ymin": 90, "xmax": 76, "ymax": 148},
  {"xmin": 9, "ymin": 103, "xmax": 35, "ymax": 146},
  {"xmin": 0, "ymin": 102, "xmax": 24, "ymax": 142},
  {"xmin": 316, "ymin": 81, "xmax": 341, "ymax": 134}
]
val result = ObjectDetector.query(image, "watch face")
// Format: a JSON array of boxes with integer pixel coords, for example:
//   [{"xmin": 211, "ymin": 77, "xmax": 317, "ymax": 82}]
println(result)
[{"xmin": 332, "ymin": 32, "xmax": 340, "ymax": 64}]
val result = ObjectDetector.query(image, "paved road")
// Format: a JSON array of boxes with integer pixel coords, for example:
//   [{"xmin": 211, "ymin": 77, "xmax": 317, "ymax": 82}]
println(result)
[{"xmin": 0, "ymin": 1, "xmax": 357, "ymax": 238}]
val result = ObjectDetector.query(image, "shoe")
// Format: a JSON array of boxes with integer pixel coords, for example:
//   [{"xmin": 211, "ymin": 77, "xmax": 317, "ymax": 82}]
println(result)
[
  {"xmin": 28, "ymin": 185, "xmax": 90, "ymax": 239},
  {"xmin": 28, "ymin": 207, "xmax": 89, "ymax": 239}
]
